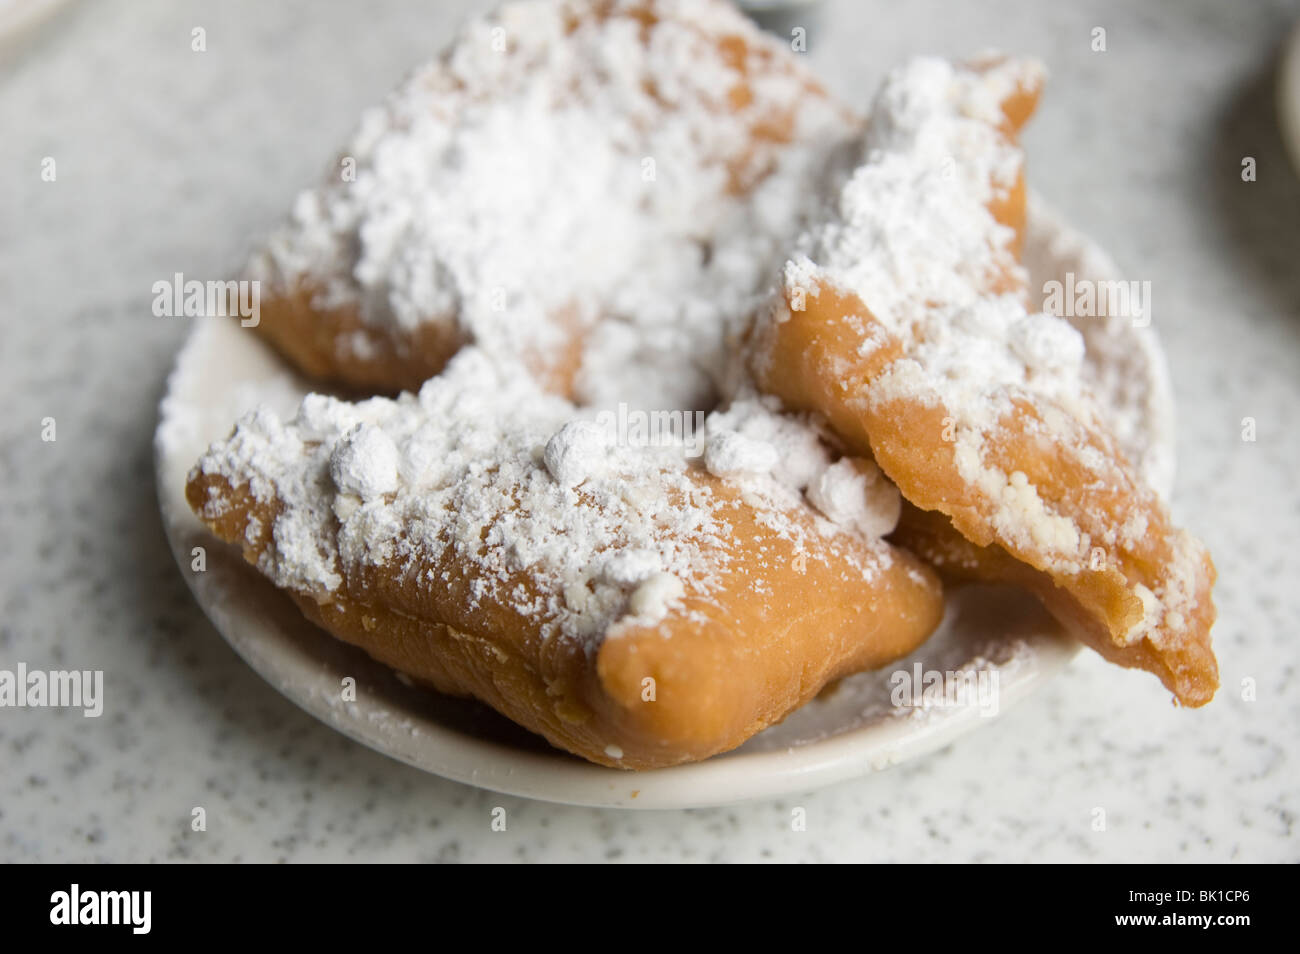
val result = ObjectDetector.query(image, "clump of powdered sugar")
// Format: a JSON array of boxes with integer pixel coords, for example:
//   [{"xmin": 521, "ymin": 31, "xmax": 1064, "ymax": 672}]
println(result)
[
  {"xmin": 248, "ymin": 0, "xmax": 857, "ymax": 411},
  {"xmin": 543, "ymin": 420, "xmax": 611, "ymax": 489},
  {"xmin": 704, "ymin": 430, "xmax": 780, "ymax": 479},
  {"xmin": 807, "ymin": 457, "xmax": 901, "ymax": 539},
  {"xmin": 701, "ymin": 392, "xmax": 903, "ymax": 537},
  {"xmin": 704, "ymin": 393, "xmax": 832, "ymax": 490},
  {"xmin": 330, "ymin": 424, "xmax": 399, "ymax": 499}
]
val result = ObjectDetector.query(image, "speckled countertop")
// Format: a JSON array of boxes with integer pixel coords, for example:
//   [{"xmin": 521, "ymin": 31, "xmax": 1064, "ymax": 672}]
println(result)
[{"xmin": 1, "ymin": 0, "xmax": 1297, "ymax": 862}]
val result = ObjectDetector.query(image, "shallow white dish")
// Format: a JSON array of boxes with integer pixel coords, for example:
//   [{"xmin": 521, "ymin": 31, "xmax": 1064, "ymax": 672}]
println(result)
[{"xmin": 155, "ymin": 195, "xmax": 1176, "ymax": 809}]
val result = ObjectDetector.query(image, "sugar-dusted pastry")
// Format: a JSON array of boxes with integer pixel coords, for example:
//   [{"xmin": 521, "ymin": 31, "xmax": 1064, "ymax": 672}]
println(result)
[
  {"xmin": 247, "ymin": 0, "xmax": 858, "ymax": 409},
  {"xmin": 748, "ymin": 56, "xmax": 1218, "ymax": 706},
  {"xmin": 186, "ymin": 350, "xmax": 943, "ymax": 769}
]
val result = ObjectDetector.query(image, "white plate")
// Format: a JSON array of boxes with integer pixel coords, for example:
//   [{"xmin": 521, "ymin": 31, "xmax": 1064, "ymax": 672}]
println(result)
[{"xmin": 154, "ymin": 195, "xmax": 1176, "ymax": 809}]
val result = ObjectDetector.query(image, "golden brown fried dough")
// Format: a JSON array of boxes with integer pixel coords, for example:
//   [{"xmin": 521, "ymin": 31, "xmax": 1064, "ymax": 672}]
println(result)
[
  {"xmin": 187, "ymin": 357, "xmax": 944, "ymax": 768},
  {"xmin": 749, "ymin": 56, "xmax": 1218, "ymax": 705},
  {"xmin": 246, "ymin": 0, "xmax": 858, "ymax": 399}
]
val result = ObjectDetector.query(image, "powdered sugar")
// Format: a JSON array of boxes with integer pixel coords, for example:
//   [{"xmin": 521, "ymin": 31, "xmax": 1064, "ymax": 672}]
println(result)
[
  {"xmin": 249, "ymin": 0, "xmax": 855, "ymax": 411},
  {"xmin": 704, "ymin": 394, "xmax": 830, "ymax": 490},
  {"xmin": 330, "ymin": 424, "xmax": 400, "ymax": 499},
  {"xmin": 189, "ymin": 347, "xmax": 896, "ymax": 647},
  {"xmin": 189, "ymin": 27, "xmax": 1203, "ymax": 668},
  {"xmin": 773, "ymin": 57, "xmax": 1121, "ymax": 571},
  {"xmin": 807, "ymin": 457, "xmax": 901, "ymax": 539},
  {"xmin": 188, "ymin": 1, "xmax": 927, "ymax": 650},
  {"xmin": 703, "ymin": 429, "xmax": 780, "ymax": 478},
  {"xmin": 755, "ymin": 55, "xmax": 1216, "ymax": 666},
  {"xmin": 543, "ymin": 420, "xmax": 611, "ymax": 488}
]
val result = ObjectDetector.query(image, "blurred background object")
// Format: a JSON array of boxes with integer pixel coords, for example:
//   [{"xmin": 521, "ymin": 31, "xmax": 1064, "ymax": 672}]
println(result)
[
  {"xmin": 1279, "ymin": 20, "xmax": 1300, "ymax": 176},
  {"xmin": 738, "ymin": 0, "xmax": 821, "ymax": 37},
  {"xmin": 0, "ymin": 0, "xmax": 71, "ymax": 48}
]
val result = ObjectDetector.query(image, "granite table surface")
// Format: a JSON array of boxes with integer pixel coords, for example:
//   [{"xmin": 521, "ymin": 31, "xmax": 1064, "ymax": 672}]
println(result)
[{"xmin": 1, "ymin": 0, "xmax": 1297, "ymax": 862}]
